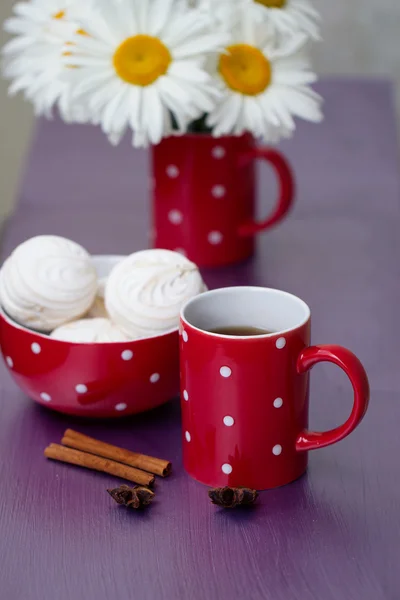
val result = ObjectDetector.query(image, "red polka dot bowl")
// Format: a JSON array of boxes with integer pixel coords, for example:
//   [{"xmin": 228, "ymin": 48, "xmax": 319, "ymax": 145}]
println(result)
[{"xmin": 0, "ymin": 255, "xmax": 180, "ymax": 418}]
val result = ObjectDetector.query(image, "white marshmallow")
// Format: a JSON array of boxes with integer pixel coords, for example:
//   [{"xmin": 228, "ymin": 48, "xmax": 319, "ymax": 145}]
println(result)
[
  {"xmin": 0, "ymin": 236, "xmax": 98, "ymax": 332},
  {"xmin": 51, "ymin": 318, "xmax": 131, "ymax": 343},
  {"xmin": 105, "ymin": 249, "xmax": 205, "ymax": 338},
  {"xmin": 87, "ymin": 295, "xmax": 108, "ymax": 319}
]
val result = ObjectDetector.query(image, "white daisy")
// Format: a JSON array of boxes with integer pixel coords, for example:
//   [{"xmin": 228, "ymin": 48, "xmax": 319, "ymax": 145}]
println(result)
[
  {"xmin": 187, "ymin": 0, "xmax": 237, "ymax": 28},
  {"xmin": 2, "ymin": 0, "xmax": 94, "ymax": 121},
  {"xmin": 237, "ymin": 0, "xmax": 321, "ymax": 41},
  {"xmin": 206, "ymin": 13, "xmax": 323, "ymax": 142},
  {"xmin": 64, "ymin": 0, "xmax": 228, "ymax": 148}
]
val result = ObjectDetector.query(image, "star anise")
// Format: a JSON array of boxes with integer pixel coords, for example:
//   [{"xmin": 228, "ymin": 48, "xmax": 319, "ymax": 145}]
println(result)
[
  {"xmin": 107, "ymin": 485, "xmax": 155, "ymax": 509},
  {"xmin": 208, "ymin": 486, "xmax": 258, "ymax": 509}
]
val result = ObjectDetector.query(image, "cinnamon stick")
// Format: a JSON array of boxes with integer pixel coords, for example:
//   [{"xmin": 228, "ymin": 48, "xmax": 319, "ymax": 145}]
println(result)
[
  {"xmin": 62, "ymin": 429, "xmax": 171, "ymax": 477},
  {"xmin": 44, "ymin": 444, "xmax": 155, "ymax": 487}
]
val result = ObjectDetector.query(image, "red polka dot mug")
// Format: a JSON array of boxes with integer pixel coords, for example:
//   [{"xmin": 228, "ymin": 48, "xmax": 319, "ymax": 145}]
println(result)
[
  {"xmin": 180, "ymin": 287, "xmax": 370, "ymax": 490},
  {"xmin": 152, "ymin": 133, "xmax": 295, "ymax": 268}
]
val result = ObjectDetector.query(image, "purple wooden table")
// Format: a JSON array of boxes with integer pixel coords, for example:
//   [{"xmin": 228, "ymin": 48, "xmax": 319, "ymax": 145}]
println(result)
[{"xmin": 1, "ymin": 79, "xmax": 400, "ymax": 600}]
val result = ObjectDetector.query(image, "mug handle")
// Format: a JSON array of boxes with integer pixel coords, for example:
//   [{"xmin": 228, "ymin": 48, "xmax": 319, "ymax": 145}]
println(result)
[
  {"xmin": 296, "ymin": 345, "xmax": 370, "ymax": 452},
  {"xmin": 238, "ymin": 147, "xmax": 295, "ymax": 237}
]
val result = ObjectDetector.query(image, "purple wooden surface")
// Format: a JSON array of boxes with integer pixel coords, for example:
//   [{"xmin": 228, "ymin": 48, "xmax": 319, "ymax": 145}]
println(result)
[{"xmin": 1, "ymin": 79, "xmax": 400, "ymax": 600}]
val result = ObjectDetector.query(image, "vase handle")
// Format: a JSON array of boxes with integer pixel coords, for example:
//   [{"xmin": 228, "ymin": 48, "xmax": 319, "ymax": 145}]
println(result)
[{"xmin": 238, "ymin": 147, "xmax": 295, "ymax": 237}]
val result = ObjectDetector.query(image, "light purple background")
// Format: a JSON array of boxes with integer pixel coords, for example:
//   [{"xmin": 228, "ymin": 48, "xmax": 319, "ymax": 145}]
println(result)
[{"xmin": 0, "ymin": 80, "xmax": 399, "ymax": 600}]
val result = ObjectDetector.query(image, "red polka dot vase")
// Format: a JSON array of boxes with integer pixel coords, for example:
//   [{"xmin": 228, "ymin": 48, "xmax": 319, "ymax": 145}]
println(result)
[{"xmin": 152, "ymin": 133, "xmax": 295, "ymax": 268}]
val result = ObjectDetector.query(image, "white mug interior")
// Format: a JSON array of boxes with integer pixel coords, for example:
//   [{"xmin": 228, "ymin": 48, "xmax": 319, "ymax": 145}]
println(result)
[{"xmin": 182, "ymin": 287, "xmax": 311, "ymax": 337}]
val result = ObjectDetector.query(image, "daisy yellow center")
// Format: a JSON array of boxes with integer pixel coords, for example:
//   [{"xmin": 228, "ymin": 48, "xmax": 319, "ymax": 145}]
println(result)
[
  {"xmin": 54, "ymin": 10, "xmax": 65, "ymax": 19},
  {"xmin": 219, "ymin": 44, "xmax": 272, "ymax": 96},
  {"xmin": 255, "ymin": 0, "xmax": 287, "ymax": 7},
  {"xmin": 113, "ymin": 35, "xmax": 171, "ymax": 87}
]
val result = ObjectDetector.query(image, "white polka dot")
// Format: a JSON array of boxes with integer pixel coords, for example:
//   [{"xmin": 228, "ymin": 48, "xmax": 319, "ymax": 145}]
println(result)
[
  {"xmin": 31, "ymin": 343, "xmax": 41, "ymax": 354},
  {"xmin": 166, "ymin": 164, "xmax": 179, "ymax": 178},
  {"xmin": 273, "ymin": 444, "xmax": 283, "ymax": 456},
  {"xmin": 168, "ymin": 209, "xmax": 183, "ymax": 225},
  {"xmin": 175, "ymin": 248, "xmax": 187, "ymax": 257},
  {"xmin": 40, "ymin": 393, "xmax": 51, "ymax": 402},
  {"xmin": 115, "ymin": 403, "xmax": 128, "ymax": 412},
  {"xmin": 183, "ymin": 390, "xmax": 189, "ymax": 401},
  {"xmin": 212, "ymin": 146, "xmax": 226, "ymax": 159},
  {"xmin": 185, "ymin": 431, "xmax": 191, "ymax": 442},
  {"xmin": 222, "ymin": 463, "xmax": 233, "ymax": 475},
  {"xmin": 276, "ymin": 337, "xmax": 287, "ymax": 349},
  {"xmin": 76, "ymin": 384, "xmax": 88, "ymax": 394},
  {"xmin": 220, "ymin": 366, "xmax": 232, "ymax": 378},
  {"xmin": 182, "ymin": 330, "xmax": 188, "ymax": 343},
  {"xmin": 211, "ymin": 185, "xmax": 226, "ymax": 199},
  {"xmin": 6, "ymin": 356, "xmax": 13, "ymax": 368},
  {"xmin": 121, "ymin": 350, "xmax": 133, "ymax": 361},
  {"xmin": 150, "ymin": 373, "xmax": 160, "ymax": 383},
  {"xmin": 208, "ymin": 231, "xmax": 223, "ymax": 245},
  {"xmin": 223, "ymin": 416, "xmax": 235, "ymax": 427},
  {"xmin": 274, "ymin": 397, "xmax": 283, "ymax": 408}
]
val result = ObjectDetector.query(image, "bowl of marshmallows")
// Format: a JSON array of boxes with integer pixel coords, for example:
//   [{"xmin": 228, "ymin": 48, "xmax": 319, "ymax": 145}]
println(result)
[{"xmin": 0, "ymin": 236, "xmax": 206, "ymax": 418}]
